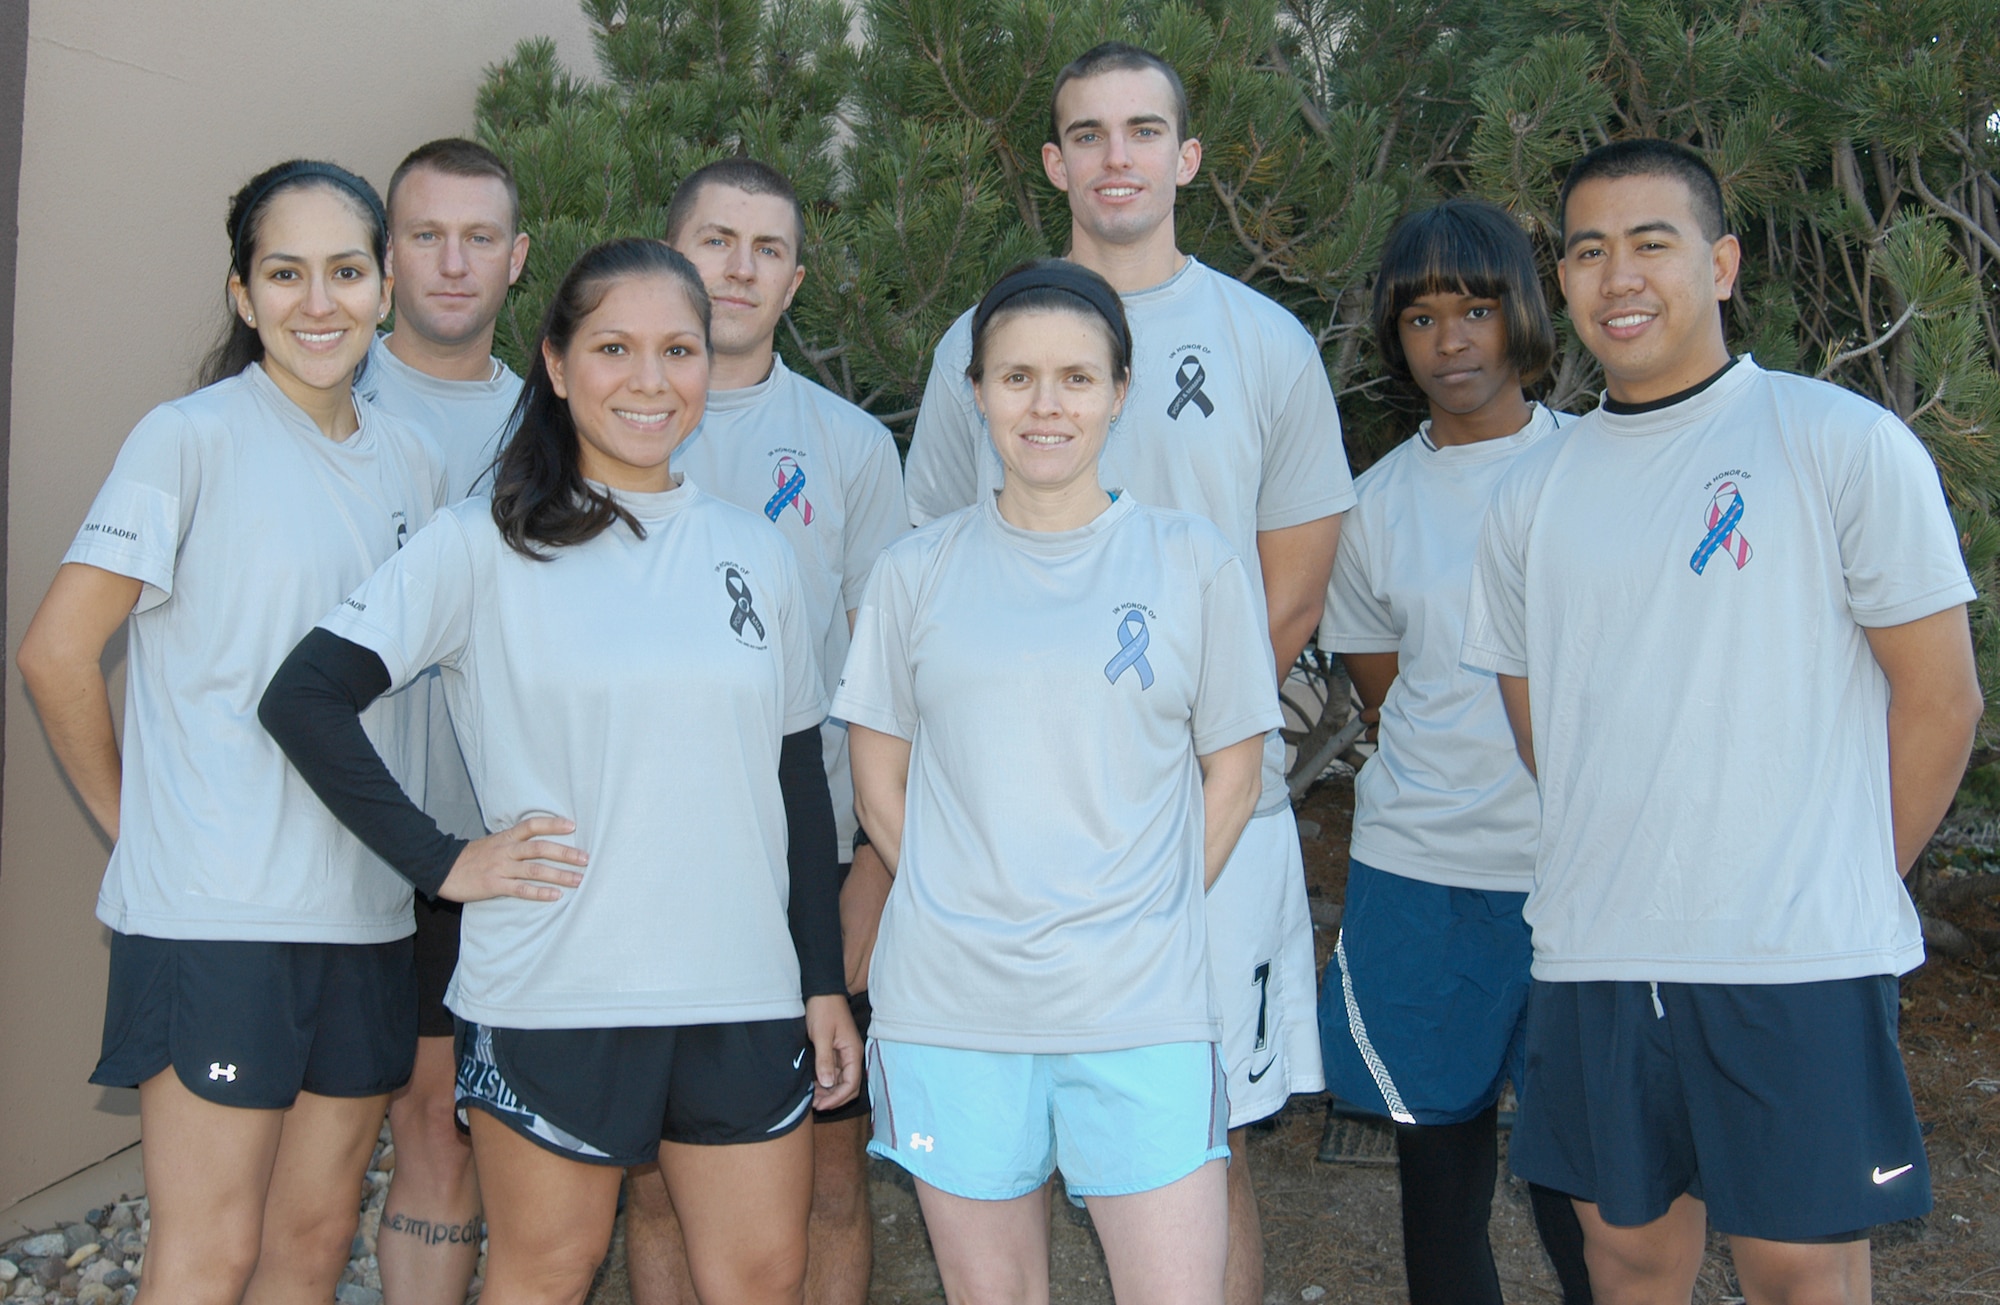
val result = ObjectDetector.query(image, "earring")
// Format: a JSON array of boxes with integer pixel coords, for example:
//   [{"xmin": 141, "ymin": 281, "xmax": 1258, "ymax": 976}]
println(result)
[
  {"xmin": 245, "ymin": 313, "xmax": 255, "ymax": 327},
  {"xmin": 378, "ymin": 307, "xmax": 389, "ymax": 321}
]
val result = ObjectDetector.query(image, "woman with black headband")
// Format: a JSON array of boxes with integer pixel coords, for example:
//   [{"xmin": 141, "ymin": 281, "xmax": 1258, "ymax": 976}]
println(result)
[
  {"xmin": 835, "ymin": 259, "xmax": 1276, "ymax": 1302},
  {"xmin": 18, "ymin": 159, "xmax": 447, "ymax": 1301}
]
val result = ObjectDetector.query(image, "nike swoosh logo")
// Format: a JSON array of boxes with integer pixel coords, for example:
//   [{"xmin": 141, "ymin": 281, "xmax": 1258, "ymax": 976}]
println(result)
[
  {"xmin": 1872, "ymin": 1163, "xmax": 1914, "ymax": 1185},
  {"xmin": 1247, "ymin": 1058, "xmax": 1276, "ymax": 1083},
  {"xmin": 793, "ymin": 1049, "xmax": 806, "ymax": 1070}
]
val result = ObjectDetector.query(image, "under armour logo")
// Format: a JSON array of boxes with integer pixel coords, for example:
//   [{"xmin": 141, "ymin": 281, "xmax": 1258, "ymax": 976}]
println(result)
[
  {"xmin": 909, "ymin": 1133, "xmax": 935, "ymax": 1152},
  {"xmin": 725, "ymin": 568, "xmax": 765, "ymax": 640},
  {"xmin": 1167, "ymin": 355, "xmax": 1213, "ymax": 419},
  {"xmin": 209, "ymin": 1063, "xmax": 238, "ymax": 1082}
]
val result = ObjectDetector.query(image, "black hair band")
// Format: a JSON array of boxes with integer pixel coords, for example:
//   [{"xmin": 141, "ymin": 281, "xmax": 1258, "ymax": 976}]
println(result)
[
  {"xmin": 233, "ymin": 162, "xmax": 386, "ymax": 258},
  {"xmin": 972, "ymin": 261, "xmax": 1131, "ymax": 359}
]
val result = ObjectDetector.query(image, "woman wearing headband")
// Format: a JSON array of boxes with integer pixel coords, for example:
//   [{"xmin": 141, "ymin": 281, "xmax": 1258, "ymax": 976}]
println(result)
[
  {"xmin": 836, "ymin": 259, "xmax": 1277, "ymax": 1303},
  {"xmin": 18, "ymin": 159, "xmax": 447, "ymax": 1301}
]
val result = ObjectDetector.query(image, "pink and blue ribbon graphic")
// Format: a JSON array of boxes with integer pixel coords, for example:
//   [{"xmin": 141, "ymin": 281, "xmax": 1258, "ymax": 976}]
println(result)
[
  {"xmin": 765, "ymin": 456, "xmax": 814, "ymax": 524},
  {"xmin": 1104, "ymin": 609, "xmax": 1155, "ymax": 689},
  {"xmin": 1690, "ymin": 481, "xmax": 1752, "ymax": 574}
]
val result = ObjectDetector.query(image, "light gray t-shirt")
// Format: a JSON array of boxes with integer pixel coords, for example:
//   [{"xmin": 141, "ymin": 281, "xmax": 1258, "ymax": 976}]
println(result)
[
  {"xmin": 322, "ymin": 483, "xmax": 827, "ymax": 1028},
  {"xmin": 1464, "ymin": 359, "xmax": 1975, "ymax": 983},
  {"xmin": 671, "ymin": 356, "xmax": 909, "ymax": 858},
  {"xmin": 65, "ymin": 363, "xmax": 447, "ymax": 942},
  {"xmin": 903, "ymin": 257, "xmax": 1357, "ymax": 814},
  {"xmin": 1322, "ymin": 405, "xmax": 1567, "ymax": 892},
  {"xmin": 833, "ymin": 494, "xmax": 1282, "ymax": 1053},
  {"xmin": 355, "ymin": 334, "xmax": 525, "ymax": 840}
]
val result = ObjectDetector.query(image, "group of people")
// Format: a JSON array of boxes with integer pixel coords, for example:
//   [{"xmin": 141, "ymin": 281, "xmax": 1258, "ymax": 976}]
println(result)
[{"xmin": 16, "ymin": 35, "xmax": 1979, "ymax": 1305}]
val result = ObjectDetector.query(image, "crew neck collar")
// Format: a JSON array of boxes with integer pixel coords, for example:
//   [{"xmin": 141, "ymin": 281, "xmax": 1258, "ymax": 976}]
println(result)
[
  {"xmin": 1593, "ymin": 356, "xmax": 1761, "ymax": 436},
  {"xmin": 1414, "ymin": 403, "xmax": 1559, "ymax": 466},
  {"xmin": 593, "ymin": 474, "xmax": 696, "ymax": 523},
  {"xmin": 368, "ymin": 333, "xmax": 513, "ymax": 395},
  {"xmin": 1111, "ymin": 255, "xmax": 1203, "ymax": 304},
  {"xmin": 245, "ymin": 361, "xmax": 369, "ymax": 449},
  {"xmin": 983, "ymin": 489, "xmax": 1135, "ymax": 554},
  {"xmin": 704, "ymin": 356, "xmax": 790, "ymax": 412},
  {"xmin": 1601, "ymin": 355, "xmax": 1741, "ymax": 417}
]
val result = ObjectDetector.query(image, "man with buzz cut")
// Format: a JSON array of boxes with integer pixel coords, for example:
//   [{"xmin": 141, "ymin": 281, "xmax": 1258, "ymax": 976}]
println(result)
[
  {"xmin": 1465, "ymin": 137, "xmax": 1982, "ymax": 1303},
  {"xmin": 903, "ymin": 42, "xmax": 1355, "ymax": 1304},
  {"xmin": 622, "ymin": 156, "xmax": 908, "ymax": 1305},
  {"xmin": 355, "ymin": 136, "xmax": 529, "ymax": 1305}
]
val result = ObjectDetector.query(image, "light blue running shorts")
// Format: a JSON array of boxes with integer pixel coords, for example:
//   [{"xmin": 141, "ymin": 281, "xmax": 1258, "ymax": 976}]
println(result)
[{"xmin": 866, "ymin": 1038, "xmax": 1230, "ymax": 1200}]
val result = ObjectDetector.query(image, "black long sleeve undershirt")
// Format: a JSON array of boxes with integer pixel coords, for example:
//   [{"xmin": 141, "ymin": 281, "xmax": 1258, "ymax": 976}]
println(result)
[
  {"xmin": 260, "ymin": 628, "xmax": 465, "ymax": 898},
  {"xmin": 261, "ymin": 629, "xmax": 847, "ymax": 1001}
]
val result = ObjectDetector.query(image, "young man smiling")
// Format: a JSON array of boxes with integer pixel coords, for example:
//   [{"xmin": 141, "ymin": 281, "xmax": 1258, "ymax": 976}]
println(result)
[
  {"xmin": 621, "ymin": 157, "xmax": 908, "ymax": 1305},
  {"xmin": 903, "ymin": 44, "xmax": 1356, "ymax": 1304},
  {"xmin": 1464, "ymin": 138, "xmax": 1982, "ymax": 1304},
  {"xmin": 354, "ymin": 137, "xmax": 529, "ymax": 1305}
]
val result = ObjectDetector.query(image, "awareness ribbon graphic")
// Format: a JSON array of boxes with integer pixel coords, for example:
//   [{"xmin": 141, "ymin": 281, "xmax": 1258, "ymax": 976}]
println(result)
[
  {"xmin": 1103, "ymin": 609, "xmax": 1156, "ymax": 689},
  {"xmin": 1689, "ymin": 481, "xmax": 1753, "ymax": 575},
  {"xmin": 764, "ymin": 456, "xmax": 814, "ymax": 524},
  {"xmin": 725, "ymin": 567, "xmax": 765, "ymax": 639},
  {"xmin": 1167, "ymin": 355, "xmax": 1214, "ymax": 419}
]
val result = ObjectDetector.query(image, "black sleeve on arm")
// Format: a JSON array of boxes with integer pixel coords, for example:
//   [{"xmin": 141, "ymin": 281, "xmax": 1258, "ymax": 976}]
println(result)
[
  {"xmin": 259, "ymin": 628, "xmax": 467, "ymax": 899},
  {"xmin": 780, "ymin": 726, "xmax": 845, "ymax": 999}
]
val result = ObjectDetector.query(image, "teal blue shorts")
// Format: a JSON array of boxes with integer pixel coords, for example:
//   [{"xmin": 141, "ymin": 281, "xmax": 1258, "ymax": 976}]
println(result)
[{"xmin": 866, "ymin": 1038, "xmax": 1230, "ymax": 1200}]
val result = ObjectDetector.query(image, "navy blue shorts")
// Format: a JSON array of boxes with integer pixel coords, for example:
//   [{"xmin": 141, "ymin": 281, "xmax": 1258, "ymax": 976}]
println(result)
[
  {"xmin": 92, "ymin": 932, "xmax": 417, "ymax": 1109},
  {"xmin": 1511, "ymin": 976, "xmax": 1931, "ymax": 1241},
  {"xmin": 1318, "ymin": 859, "xmax": 1532, "ymax": 1125},
  {"xmin": 454, "ymin": 1016, "xmax": 815, "ymax": 1167}
]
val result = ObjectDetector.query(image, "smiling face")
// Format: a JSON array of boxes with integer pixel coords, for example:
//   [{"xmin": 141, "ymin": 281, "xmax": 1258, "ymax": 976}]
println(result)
[
  {"xmin": 1396, "ymin": 290, "xmax": 1523, "ymax": 430},
  {"xmin": 387, "ymin": 166, "xmax": 528, "ymax": 350},
  {"xmin": 670, "ymin": 182, "xmax": 806, "ymax": 364},
  {"xmin": 1559, "ymin": 172, "xmax": 1740, "ymax": 404},
  {"xmin": 1042, "ymin": 66, "xmax": 1201, "ymax": 256},
  {"xmin": 974, "ymin": 308, "xmax": 1128, "ymax": 499},
  {"xmin": 229, "ymin": 185, "xmax": 389, "ymax": 406},
  {"xmin": 544, "ymin": 274, "xmax": 710, "ymax": 492}
]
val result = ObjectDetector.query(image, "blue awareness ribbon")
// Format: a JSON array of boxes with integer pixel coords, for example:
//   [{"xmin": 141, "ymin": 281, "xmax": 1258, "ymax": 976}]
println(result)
[
  {"xmin": 764, "ymin": 466, "xmax": 806, "ymax": 522},
  {"xmin": 1103, "ymin": 609, "xmax": 1155, "ymax": 689},
  {"xmin": 1689, "ymin": 492, "xmax": 1743, "ymax": 575}
]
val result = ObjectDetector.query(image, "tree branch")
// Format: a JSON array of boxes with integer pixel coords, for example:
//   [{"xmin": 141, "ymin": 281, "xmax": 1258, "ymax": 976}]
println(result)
[
  {"xmin": 1908, "ymin": 153, "xmax": 2000, "ymax": 265},
  {"xmin": 1819, "ymin": 299, "xmax": 1921, "ymax": 378}
]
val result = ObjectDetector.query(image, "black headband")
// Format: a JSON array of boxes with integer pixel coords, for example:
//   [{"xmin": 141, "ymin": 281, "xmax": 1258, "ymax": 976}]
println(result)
[
  {"xmin": 231, "ymin": 162, "xmax": 386, "ymax": 268},
  {"xmin": 971, "ymin": 260, "xmax": 1131, "ymax": 363}
]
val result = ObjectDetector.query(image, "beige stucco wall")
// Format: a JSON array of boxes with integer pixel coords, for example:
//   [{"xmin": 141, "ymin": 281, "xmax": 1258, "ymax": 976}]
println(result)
[{"xmin": 1, "ymin": 0, "xmax": 598, "ymax": 1214}]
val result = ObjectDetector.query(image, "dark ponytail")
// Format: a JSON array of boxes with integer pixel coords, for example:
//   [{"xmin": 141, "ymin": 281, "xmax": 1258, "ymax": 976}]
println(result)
[
  {"xmin": 490, "ymin": 239, "xmax": 711, "ymax": 559},
  {"xmin": 196, "ymin": 159, "xmax": 388, "ymax": 391}
]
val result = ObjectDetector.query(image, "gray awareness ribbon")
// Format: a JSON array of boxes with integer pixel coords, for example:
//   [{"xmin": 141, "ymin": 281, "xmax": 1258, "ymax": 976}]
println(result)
[
  {"xmin": 1168, "ymin": 355, "xmax": 1214, "ymax": 419},
  {"xmin": 726, "ymin": 568, "xmax": 765, "ymax": 639}
]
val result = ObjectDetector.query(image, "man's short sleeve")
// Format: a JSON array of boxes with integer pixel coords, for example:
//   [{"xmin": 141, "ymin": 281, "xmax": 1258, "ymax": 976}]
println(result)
[
  {"xmin": 63, "ymin": 405, "xmax": 199, "ymax": 614},
  {"xmin": 830, "ymin": 548, "xmax": 920, "ymax": 740},
  {"xmin": 319, "ymin": 510, "xmax": 479, "ymax": 691},
  {"xmin": 1462, "ymin": 482, "xmax": 1530, "ymax": 678},
  {"xmin": 904, "ymin": 317, "xmax": 985, "ymax": 526},
  {"xmin": 1256, "ymin": 353, "xmax": 1357, "ymax": 533},
  {"xmin": 840, "ymin": 430, "xmax": 911, "ymax": 612},
  {"xmin": 1834, "ymin": 414, "xmax": 1977, "ymax": 628},
  {"xmin": 1320, "ymin": 495, "xmax": 1398, "ymax": 653},
  {"xmin": 1193, "ymin": 548, "xmax": 1287, "ymax": 755}
]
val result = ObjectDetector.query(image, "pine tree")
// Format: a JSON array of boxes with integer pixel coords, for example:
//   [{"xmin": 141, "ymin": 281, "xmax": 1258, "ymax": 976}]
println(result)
[{"xmin": 475, "ymin": 0, "xmax": 2000, "ymax": 777}]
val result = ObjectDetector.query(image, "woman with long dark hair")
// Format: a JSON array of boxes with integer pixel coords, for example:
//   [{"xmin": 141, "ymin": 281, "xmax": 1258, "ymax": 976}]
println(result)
[
  {"xmin": 17, "ymin": 159, "xmax": 447, "ymax": 1303},
  {"xmin": 261, "ymin": 237, "xmax": 860, "ymax": 1304}
]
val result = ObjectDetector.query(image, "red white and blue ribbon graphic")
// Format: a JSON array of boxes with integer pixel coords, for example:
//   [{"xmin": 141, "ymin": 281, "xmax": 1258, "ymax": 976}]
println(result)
[
  {"xmin": 764, "ymin": 456, "xmax": 814, "ymax": 524},
  {"xmin": 1104, "ymin": 609, "xmax": 1155, "ymax": 689},
  {"xmin": 1690, "ymin": 481, "xmax": 1752, "ymax": 574}
]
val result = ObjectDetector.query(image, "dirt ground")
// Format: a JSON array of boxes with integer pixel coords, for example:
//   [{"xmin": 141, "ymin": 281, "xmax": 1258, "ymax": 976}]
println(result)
[{"xmin": 586, "ymin": 773, "xmax": 2000, "ymax": 1304}]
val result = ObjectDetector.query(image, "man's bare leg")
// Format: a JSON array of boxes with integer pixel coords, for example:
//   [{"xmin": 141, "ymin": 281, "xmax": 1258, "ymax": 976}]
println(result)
[
  {"xmin": 624, "ymin": 1163, "xmax": 698, "ymax": 1305},
  {"xmin": 381, "ymin": 1036, "xmax": 481, "ymax": 1305},
  {"xmin": 1223, "ymin": 1127, "xmax": 1263, "ymax": 1305},
  {"xmin": 807, "ymin": 1114, "xmax": 872, "ymax": 1304}
]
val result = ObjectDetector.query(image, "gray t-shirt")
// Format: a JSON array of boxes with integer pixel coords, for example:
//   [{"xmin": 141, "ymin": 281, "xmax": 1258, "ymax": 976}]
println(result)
[
  {"xmin": 355, "ymin": 335, "xmax": 525, "ymax": 841},
  {"xmin": 903, "ymin": 257, "xmax": 1357, "ymax": 814},
  {"xmin": 65, "ymin": 363, "xmax": 447, "ymax": 942},
  {"xmin": 1322, "ymin": 405, "xmax": 1568, "ymax": 891},
  {"xmin": 1464, "ymin": 359, "xmax": 1975, "ymax": 983},
  {"xmin": 672, "ymin": 357, "xmax": 909, "ymax": 857},
  {"xmin": 833, "ymin": 494, "xmax": 1282, "ymax": 1053},
  {"xmin": 322, "ymin": 483, "xmax": 827, "ymax": 1028}
]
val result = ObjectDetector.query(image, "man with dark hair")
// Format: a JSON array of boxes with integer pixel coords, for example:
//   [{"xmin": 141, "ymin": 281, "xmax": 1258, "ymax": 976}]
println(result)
[
  {"xmin": 624, "ymin": 156, "xmax": 907, "ymax": 1305},
  {"xmin": 1465, "ymin": 137, "xmax": 1981, "ymax": 1302},
  {"xmin": 359, "ymin": 136, "xmax": 529, "ymax": 1305},
  {"xmin": 904, "ymin": 43, "xmax": 1355, "ymax": 1305}
]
